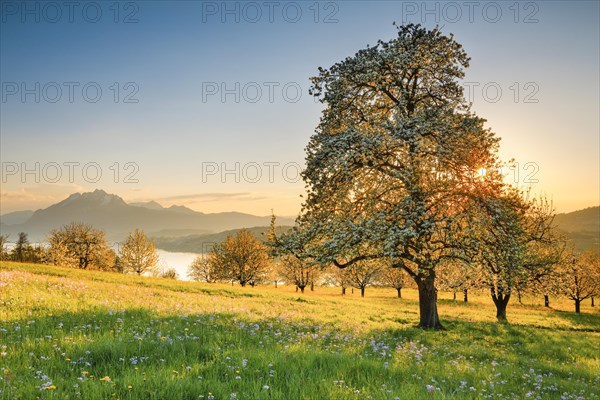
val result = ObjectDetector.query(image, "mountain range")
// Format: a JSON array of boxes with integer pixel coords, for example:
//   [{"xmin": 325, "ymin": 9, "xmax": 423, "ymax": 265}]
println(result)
[
  {"xmin": 0, "ymin": 190, "xmax": 597, "ymax": 254},
  {"xmin": 0, "ymin": 189, "xmax": 295, "ymax": 242}
]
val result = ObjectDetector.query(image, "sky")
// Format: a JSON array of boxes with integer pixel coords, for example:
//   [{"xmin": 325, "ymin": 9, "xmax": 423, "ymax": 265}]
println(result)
[{"xmin": 1, "ymin": 0, "xmax": 599, "ymax": 216}]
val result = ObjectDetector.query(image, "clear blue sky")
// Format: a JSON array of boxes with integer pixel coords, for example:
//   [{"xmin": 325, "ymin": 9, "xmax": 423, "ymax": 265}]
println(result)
[{"xmin": 1, "ymin": 1, "xmax": 598, "ymax": 215}]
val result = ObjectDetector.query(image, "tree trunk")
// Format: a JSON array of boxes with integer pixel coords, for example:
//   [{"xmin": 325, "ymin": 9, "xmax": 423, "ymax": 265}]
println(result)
[
  {"xmin": 496, "ymin": 301, "xmax": 508, "ymax": 321},
  {"xmin": 274, "ymin": 281, "xmax": 278, "ymax": 288},
  {"xmin": 544, "ymin": 294, "xmax": 549, "ymax": 308},
  {"xmin": 463, "ymin": 289, "xmax": 468, "ymax": 303},
  {"xmin": 416, "ymin": 273, "xmax": 444, "ymax": 330},
  {"xmin": 300, "ymin": 286, "xmax": 305, "ymax": 294},
  {"xmin": 491, "ymin": 287, "xmax": 511, "ymax": 322},
  {"xmin": 517, "ymin": 290, "xmax": 522, "ymax": 304},
  {"xmin": 575, "ymin": 299, "xmax": 581, "ymax": 313},
  {"xmin": 396, "ymin": 287, "xmax": 402, "ymax": 298},
  {"xmin": 592, "ymin": 296, "xmax": 595, "ymax": 307},
  {"xmin": 453, "ymin": 291, "xmax": 456, "ymax": 301},
  {"xmin": 360, "ymin": 287, "xmax": 365, "ymax": 297},
  {"xmin": 310, "ymin": 282, "xmax": 314, "ymax": 291},
  {"xmin": 341, "ymin": 287, "xmax": 346, "ymax": 296},
  {"xmin": 351, "ymin": 288, "xmax": 354, "ymax": 294}
]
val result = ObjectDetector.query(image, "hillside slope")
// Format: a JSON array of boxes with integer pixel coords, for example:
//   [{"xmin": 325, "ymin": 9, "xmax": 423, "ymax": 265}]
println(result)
[
  {"xmin": 1, "ymin": 261, "xmax": 598, "ymax": 399},
  {"xmin": 554, "ymin": 206, "xmax": 600, "ymax": 253}
]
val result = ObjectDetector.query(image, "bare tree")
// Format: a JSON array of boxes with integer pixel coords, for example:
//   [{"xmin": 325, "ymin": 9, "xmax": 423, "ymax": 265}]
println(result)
[{"xmin": 120, "ymin": 229, "xmax": 159, "ymax": 276}]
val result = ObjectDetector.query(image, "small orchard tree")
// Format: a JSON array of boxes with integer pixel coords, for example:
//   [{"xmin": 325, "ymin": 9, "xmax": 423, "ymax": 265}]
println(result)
[
  {"xmin": 265, "ymin": 262, "xmax": 284, "ymax": 288},
  {"xmin": 475, "ymin": 194, "xmax": 563, "ymax": 322},
  {"xmin": 347, "ymin": 260, "xmax": 381, "ymax": 298},
  {"xmin": 527, "ymin": 244, "xmax": 568, "ymax": 308},
  {"xmin": 278, "ymin": 255, "xmax": 315, "ymax": 293},
  {"xmin": 437, "ymin": 260, "xmax": 481, "ymax": 302},
  {"xmin": 48, "ymin": 223, "xmax": 114, "ymax": 270},
  {"xmin": 160, "ymin": 267, "xmax": 178, "ymax": 279},
  {"xmin": 530, "ymin": 270, "xmax": 562, "ymax": 308},
  {"xmin": 120, "ymin": 229, "xmax": 159, "ymax": 276},
  {"xmin": 326, "ymin": 266, "xmax": 351, "ymax": 295},
  {"xmin": 378, "ymin": 266, "xmax": 407, "ymax": 298},
  {"xmin": 211, "ymin": 229, "xmax": 270, "ymax": 287},
  {"xmin": 96, "ymin": 248, "xmax": 119, "ymax": 272},
  {"xmin": 0, "ymin": 234, "xmax": 8, "ymax": 260},
  {"xmin": 558, "ymin": 251, "xmax": 600, "ymax": 313},
  {"xmin": 188, "ymin": 254, "xmax": 222, "ymax": 282}
]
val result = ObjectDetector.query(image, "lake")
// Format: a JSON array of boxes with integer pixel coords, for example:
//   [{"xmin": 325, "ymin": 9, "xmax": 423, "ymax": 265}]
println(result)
[
  {"xmin": 2, "ymin": 242, "xmax": 200, "ymax": 281},
  {"xmin": 156, "ymin": 249, "xmax": 200, "ymax": 281}
]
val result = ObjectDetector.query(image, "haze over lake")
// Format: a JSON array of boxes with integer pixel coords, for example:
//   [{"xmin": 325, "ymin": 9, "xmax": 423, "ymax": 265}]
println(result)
[{"xmin": 156, "ymin": 249, "xmax": 199, "ymax": 281}]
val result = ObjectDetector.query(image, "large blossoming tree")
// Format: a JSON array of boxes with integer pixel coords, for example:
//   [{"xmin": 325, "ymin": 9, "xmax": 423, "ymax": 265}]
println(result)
[{"xmin": 274, "ymin": 24, "xmax": 505, "ymax": 329}]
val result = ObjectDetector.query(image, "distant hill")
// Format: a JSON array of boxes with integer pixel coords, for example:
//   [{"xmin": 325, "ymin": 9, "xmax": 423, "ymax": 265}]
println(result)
[
  {"xmin": 0, "ymin": 210, "xmax": 34, "ymax": 225},
  {"xmin": 130, "ymin": 201, "xmax": 164, "ymax": 210},
  {"xmin": 152, "ymin": 225, "xmax": 293, "ymax": 253},
  {"xmin": 554, "ymin": 206, "xmax": 599, "ymax": 253},
  {"xmin": 154, "ymin": 206, "xmax": 600, "ymax": 255},
  {"xmin": 131, "ymin": 201, "xmax": 197, "ymax": 214},
  {"xmin": 0, "ymin": 189, "xmax": 295, "ymax": 242}
]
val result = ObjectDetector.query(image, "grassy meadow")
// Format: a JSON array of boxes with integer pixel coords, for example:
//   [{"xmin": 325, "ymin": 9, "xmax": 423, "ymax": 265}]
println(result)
[{"xmin": 1, "ymin": 261, "xmax": 599, "ymax": 399}]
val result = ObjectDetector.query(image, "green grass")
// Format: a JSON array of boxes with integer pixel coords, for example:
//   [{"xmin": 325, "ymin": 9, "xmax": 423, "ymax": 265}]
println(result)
[{"xmin": 1, "ymin": 261, "xmax": 599, "ymax": 399}]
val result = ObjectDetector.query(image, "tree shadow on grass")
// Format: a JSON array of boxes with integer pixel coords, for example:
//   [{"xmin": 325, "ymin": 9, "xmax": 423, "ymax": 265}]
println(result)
[
  {"xmin": 544, "ymin": 308, "xmax": 600, "ymax": 333},
  {"xmin": 370, "ymin": 316, "xmax": 599, "ymax": 375},
  {"xmin": 5, "ymin": 306, "xmax": 459, "ymax": 399},
  {"xmin": 4, "ymin": 303, "xmax": 599, "ymax": 400}
]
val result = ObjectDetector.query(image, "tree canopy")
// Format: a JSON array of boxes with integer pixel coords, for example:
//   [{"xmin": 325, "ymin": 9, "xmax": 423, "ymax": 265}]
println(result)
[
  {"xmin": 275, "ymin": 24, "xmax": 507, "ymax": 329},
  {"xmin": 47, "ymin": 223, "xmax": 114, "ymax": 270},
  {"xmin": 211, "ymin": 229, "xmax": 270, "ymax": 287},
  {"xmin": 120, "ymin": 229, "xmax": 159, "ymax": 276}
]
